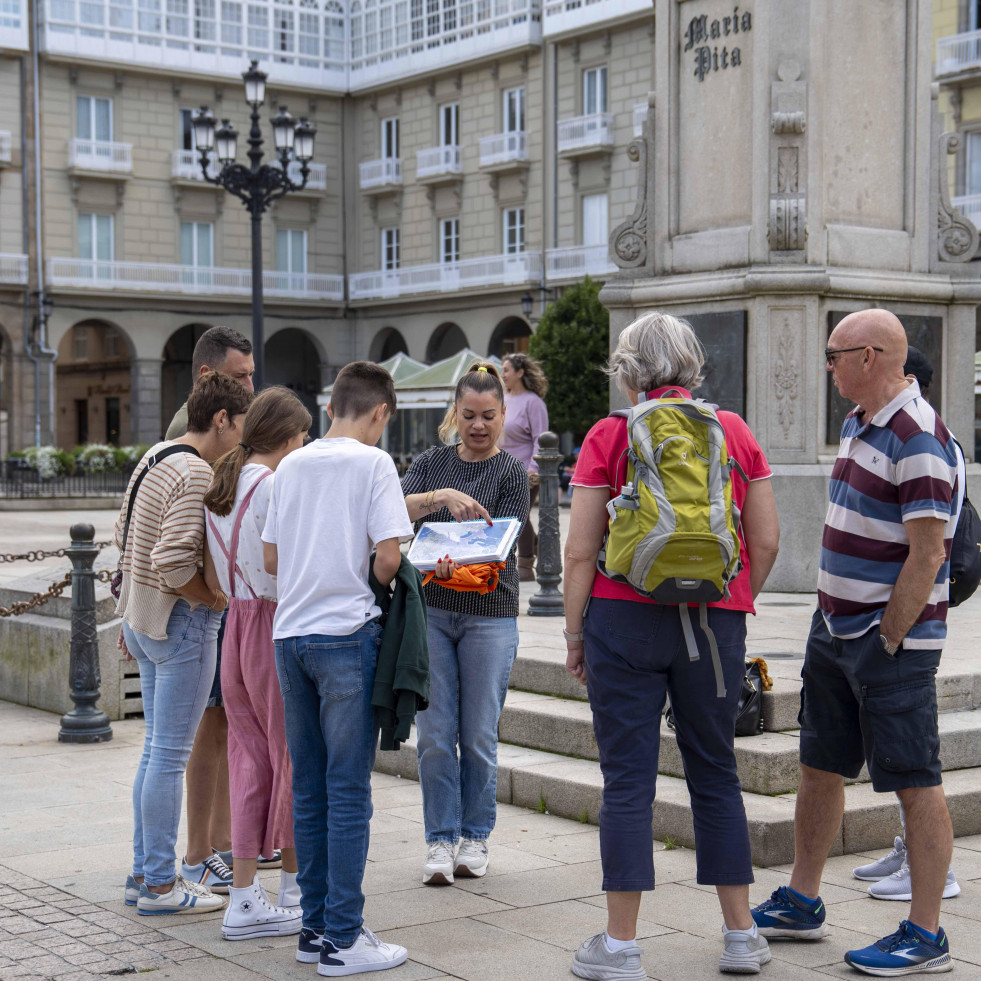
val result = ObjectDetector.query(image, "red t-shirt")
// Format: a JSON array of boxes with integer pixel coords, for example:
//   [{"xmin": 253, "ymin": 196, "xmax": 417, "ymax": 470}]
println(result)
[{"xmin": 571, "ymin": 387, "xmax": 772, "ymax": 615}]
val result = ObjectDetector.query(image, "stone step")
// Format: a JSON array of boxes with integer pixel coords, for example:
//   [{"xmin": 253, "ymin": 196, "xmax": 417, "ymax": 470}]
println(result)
[
  {"xmin": 373, "ymin": 733, "xmax": 981, "ymax": 867},
  {"xmin": 497, "ymin": 690, "xmax": 981, "ymax": 796}
]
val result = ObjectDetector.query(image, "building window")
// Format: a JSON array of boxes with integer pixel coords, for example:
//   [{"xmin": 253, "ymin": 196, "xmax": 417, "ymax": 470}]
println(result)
[
  {"xmin": 440, "ymin": 217, "xmax": 460, "ymax": 264},
  {"xmin": 77, "ymin": 95, "xmax": 112, "ymax": 142},
  {"xmin": 179, "ymin": 107, "xmax": 197, "ymax": 150},
  {"xmin": 503, "ymin": 207, "xmax": 525, "ymax": 254},
  {"xmin": 503, "ymin": 86, "xmax": 525, "ymax": 133},
  {"xmin": 382, "ymin": 226, "xmax": 400, "ymax": 270},
  {"xmin": 78, "ymin": 213, "xmax": 114, "ymax": 262},
  {"xmin": 381, "ymin": 116, "xmax": 399, "ymax": 158},
  {"xmin": 440, "ymin": 102, "xmax": 459, "ymax": 146},
  {"xmin": 967, "ymin": 131, "xmax": 981, "ymax": 196},
  {"xmin": 583, "ymin": 66, "xmax": 607, "ymax": 115},
  {"xmin": 970, "ymin": 0, "xmax": 981, "ymax": 31},
  {"xmin": 73, "ymin": 326, "xmax": 89, "ymax": 362},
  {"xmin": 276, "ymin": 228, "xmax": 308, "ymax": 273},
  {"xmin": 582, "ymin": 193, "xmax": 609, "ymax": 246},
  {"xmin": 104, "ymin": 327, "xmax": 121, "ymax": 359},
  {"xmin": 180, "ymin": 221, "xmax": 214, "ymax": 267}
]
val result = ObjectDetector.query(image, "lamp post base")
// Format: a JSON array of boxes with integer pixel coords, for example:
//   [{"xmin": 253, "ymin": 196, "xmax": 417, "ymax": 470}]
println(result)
[{"xmin": 58, "ymin": 709, "xmax": 113, "ymax": 744}]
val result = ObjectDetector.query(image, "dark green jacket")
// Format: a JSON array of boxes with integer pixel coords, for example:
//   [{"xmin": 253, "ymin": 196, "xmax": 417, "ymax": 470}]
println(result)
[{"xmin": 369, "ymin": 554, "xmax": 430, "ymax": 751}]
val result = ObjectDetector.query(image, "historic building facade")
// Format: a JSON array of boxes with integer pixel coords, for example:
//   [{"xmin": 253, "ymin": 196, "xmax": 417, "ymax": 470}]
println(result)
[{"xmin": 0, "ymin": 0, "xmax": 655, "ymax": 450}]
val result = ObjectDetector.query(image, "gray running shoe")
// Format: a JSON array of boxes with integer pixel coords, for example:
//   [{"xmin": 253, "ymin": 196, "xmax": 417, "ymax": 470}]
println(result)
[
  {"xmin": 868, "ymin": 862, "xmax": 960, "ymax": 902},
  {"xmin": 853, "ymin": 836, "xmax": 906, "ymax": 881},
  {"xmin": 571, "ymin": 933, "xmax": 646, "ymax": 981},
  {"xmin": 720, "ymin": 926, "xmax": 772, "ymax": 974}
]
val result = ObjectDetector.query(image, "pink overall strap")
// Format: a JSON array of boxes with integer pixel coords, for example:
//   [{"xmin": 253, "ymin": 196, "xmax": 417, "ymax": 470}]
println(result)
[{"xmin": 226, "ymin": 470, "xmax": 272, "ymax": 599}]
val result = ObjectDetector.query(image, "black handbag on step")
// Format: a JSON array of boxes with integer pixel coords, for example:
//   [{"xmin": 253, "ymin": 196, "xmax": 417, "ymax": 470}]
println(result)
[{"xmin": 664, "ymin": 658, "xmax": 765, "ymax": 737}]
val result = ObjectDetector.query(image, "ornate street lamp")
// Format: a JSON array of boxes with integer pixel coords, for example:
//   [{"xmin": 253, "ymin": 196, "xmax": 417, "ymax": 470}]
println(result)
[{"xmin": 192, "ymin": 60, "xmax": 317, "ymax": 390}]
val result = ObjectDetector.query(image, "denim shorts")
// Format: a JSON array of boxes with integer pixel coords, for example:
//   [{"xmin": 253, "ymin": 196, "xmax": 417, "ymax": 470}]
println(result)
[{"xmin": 798, "ymin": 611, "xmax": 942, "ymax": 792}]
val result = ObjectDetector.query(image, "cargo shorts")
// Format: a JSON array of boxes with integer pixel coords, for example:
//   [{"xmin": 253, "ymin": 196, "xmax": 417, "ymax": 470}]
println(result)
[{"xmin": 797, "ymin": 610, "xmax": 942, "ymax": 792}]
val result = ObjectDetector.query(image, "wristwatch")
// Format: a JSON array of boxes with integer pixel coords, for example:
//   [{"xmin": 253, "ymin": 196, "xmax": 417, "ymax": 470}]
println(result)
[
  {"xmin": 879, "ymin": 634, "xmax": 899, "ymax": 656},
  {"xmin": 563, "ymin": 628, "xmax": 584, "ymax": 643}
]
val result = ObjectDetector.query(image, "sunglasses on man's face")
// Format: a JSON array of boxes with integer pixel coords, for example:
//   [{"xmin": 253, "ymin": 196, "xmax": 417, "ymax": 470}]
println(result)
[{"xmin": 824, "ymin": 345, "xmax": 883, "ymax": 365}]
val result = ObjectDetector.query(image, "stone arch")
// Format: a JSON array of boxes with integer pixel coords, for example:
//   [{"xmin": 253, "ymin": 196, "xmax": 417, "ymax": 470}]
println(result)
[
  {"xmin": 426, "ymin": 322, "xmax": 468, "ymax": 363},
  {"xmin": 160, "ymin": 323, "xmax": 215, "ymax": 435},
  {"xmin": 266, "ymin": 327, "xmax": 327, "ymax": 437},
  {"xmin": 487, "ymin": 316, "xmax": 532, "ymax": 359},
  {"xmin": 56, "ymin": 318, "xmax": 136, "ymax": 448},
  {"xmin": 369, "ymin": 326, "xmax": 409, "ymax": 363}
]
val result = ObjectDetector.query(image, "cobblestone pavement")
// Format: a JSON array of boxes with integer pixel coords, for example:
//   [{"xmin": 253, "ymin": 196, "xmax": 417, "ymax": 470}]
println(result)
[{"xmin": 0, "ymin": 868, "xmax": 205, "ymax": 979}]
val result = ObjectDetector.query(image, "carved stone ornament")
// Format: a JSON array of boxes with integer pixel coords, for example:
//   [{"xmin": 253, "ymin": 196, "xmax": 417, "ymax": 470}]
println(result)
[
  {"xmin": 610, "ymin": 137, "xmax": 648, "ymax": 269},
  {"xmin": 773, "ymin": 334, "xmax": 800, "ymax": 436},
  {"xmin": 938, "ymin": 131, "xmax": 979, "ymax": 262},
  {"xmin": 770, "ymin": 111, "xmax": 805, "ymax": 134}
]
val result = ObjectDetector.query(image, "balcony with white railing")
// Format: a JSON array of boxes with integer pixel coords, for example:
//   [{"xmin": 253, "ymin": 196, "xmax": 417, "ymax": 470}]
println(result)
[
  {"xmin": 953, "ymin": 194, "xmax": 981, "ymax": 227},
  {"xmin": 171, "ymin": 149, "xmax": 218, "ymax": 183},
  {"xmin": 68, "ymin": 139, "xmax": 133, "ymax": 176},
  {"xmin": 542, "ymin": 0, "xmax": 651, "ymax": 38},
  {"xmin": 937, "ymin": 30, "xmax": 981, "ymax": 78},
  {"xmin": 557, "ymin": 113, "xmax": 614, "ymax": 156},
  {"xmin": 0, "ymin": 254, "xmax": 29, "ymax": 286},
  {"xmin": 40, "ymin": 0, "xmax": 348, "ymax": 93},
  {"xmin": 546, "ymin": 244, "xmax": 615, "ymax": 281},
  {"xmin": 0, "ymin": 131, "xmax": 12, "ymax": 165},
  {"xmin": 479, "ymin": 132, "xmax": 529, "ymax": 171},
  {"xmin": 416, "ymin": 146, "xmax": 462, "ymax": 184},
  {"xmin": 360, "ymin": 157, "xmax": 402, "ymax": 193},
  {"xmin": 349, "ymin": 0, "xmax": 542, "ymax": 92},
  {"xmin": 46, "ymin": 258, "xmax": 344, "ymax": 301},
  {"xmin": 633, "ymin": 102, "xmax": 648, "ymax": 138},
  {"xmin": 349, "ymin": 251, "xmax": 542, "ymax": 300},
  {"xmin": 282, "ymin": 160, "xmax": 328, "ymax": 192},
  {"xmin": 0, "ymin": 0, "xmax": 29, "ymax": 50}
]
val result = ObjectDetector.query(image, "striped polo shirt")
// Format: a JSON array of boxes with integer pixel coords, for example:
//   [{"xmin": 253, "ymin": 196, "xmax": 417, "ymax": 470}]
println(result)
[{"xmin": 817, "ymin": 381, "xmax": 960, "ymax": 649}]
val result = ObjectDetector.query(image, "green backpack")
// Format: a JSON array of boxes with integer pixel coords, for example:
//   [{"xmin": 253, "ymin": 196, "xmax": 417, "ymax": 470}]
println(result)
[{"xmin": 597, "ymin": 391, "xmax": 746, "ymax": 696}]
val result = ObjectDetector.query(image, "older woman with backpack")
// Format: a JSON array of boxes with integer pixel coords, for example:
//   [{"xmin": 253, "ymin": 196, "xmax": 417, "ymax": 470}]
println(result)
[{"xmin": 563, "ymin": 313, "xmax": 780, "ymax": 978}]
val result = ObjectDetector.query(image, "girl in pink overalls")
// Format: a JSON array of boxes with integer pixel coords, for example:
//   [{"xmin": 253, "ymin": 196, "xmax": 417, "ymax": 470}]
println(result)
[{"xmin": 203, "ymin": 387, "xmax": 311, "ymax": 940}]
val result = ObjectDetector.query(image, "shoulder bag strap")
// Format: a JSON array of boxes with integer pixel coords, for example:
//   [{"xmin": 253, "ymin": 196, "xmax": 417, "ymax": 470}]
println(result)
[
  {"xmin": 118, "ymin": 444, "xmax": 201, "ymax": 568},
  {"xmin": 225, "ymin": 470, "xmax": 272, "ymax": 599}
]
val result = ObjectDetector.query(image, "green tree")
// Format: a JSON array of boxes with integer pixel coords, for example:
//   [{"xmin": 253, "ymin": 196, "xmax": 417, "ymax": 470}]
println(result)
[{"xmin": 528, "ymin": 277, "xmax": 610, "ymax": 442}]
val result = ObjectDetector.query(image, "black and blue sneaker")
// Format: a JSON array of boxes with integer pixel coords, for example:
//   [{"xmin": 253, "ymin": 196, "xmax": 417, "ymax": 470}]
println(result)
[
  {"xmin": 844, "ymin": 921, "xmax": 952, "ymax": 976},
  {"xmin": 751, "ymin": 886, "xmax": 830, "ymax": 939},
  {"xmin": 296, "ymin": 927, "xmax": 324, "ymax": 964}
]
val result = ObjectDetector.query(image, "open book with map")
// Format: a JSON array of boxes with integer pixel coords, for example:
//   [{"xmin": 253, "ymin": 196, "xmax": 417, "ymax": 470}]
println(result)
[{"xmin": 407, "ymin": 517, "xmax": 523, "ymax": 571}]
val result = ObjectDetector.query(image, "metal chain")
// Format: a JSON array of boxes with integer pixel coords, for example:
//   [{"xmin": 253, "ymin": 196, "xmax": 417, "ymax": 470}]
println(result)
[
  {"xmin": 0, "ymin": 541, "xmax": 113, "ymax": 564},
  {"xmin": 0, "ymin": 572, "xmax": 72, "ymax": 618}
]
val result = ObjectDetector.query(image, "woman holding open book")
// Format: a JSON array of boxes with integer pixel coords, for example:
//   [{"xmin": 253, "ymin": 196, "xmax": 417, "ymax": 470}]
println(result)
[{"xmin": 401, "ymin": 361, "xmax": 530, "ymax": 889}]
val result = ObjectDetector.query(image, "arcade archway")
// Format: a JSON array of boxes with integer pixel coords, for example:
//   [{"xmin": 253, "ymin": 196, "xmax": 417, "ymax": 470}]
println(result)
[{"xmin": 426, "ymin": 322, "xmax": 468, "ymax": 363}]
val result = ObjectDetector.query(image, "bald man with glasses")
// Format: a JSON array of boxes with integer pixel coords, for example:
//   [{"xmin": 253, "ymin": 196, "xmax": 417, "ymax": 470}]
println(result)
[{"xmin": 751, "ymin": 310, "xmax": 962, "ymax": 977}]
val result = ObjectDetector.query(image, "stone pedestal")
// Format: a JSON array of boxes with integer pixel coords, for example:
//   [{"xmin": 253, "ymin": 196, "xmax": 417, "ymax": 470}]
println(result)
[{"xmin": 602, "ymin": 0, "xmax": 981, "ymax": 590}]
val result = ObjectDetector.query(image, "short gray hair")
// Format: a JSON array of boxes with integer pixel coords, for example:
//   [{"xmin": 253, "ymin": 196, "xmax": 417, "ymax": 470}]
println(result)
[{"xmin": 606, "ymin": 312, "xmax": 705, "ymax": 394}]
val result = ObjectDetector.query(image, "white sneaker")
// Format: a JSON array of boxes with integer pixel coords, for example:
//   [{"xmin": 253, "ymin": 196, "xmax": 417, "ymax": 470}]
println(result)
[
  {"xmin": 318, "ymin": 926, "xmax": 408, "ymax": 977},
  {"xmin": 422, "ymin": 841, "xmax": 455, "ymax": 885},
  {"xmin": 181, "ymin": 851, "xmax": 233, "ymax": 893},
  {"xmin": 454, "ymin": 839, "xmax": 488, "ymax": 878},
  {"xmin": 136, "ymin": 874, "xmax": 226, "ymax": 915},
  {"xmin": 853, "ymin": 836, "xmax": 906, "ymax": 881},
  {"xmin": 278, "ymin": 869, "xmax": 301, "ymax": 908},
  {"xmin": 222, "ymin": 877, "xmax": 303, "ymax": 940},
  {"xmin": 720, "ymin": 924, "xmax": 772, "ymax": 974},
  {"xmin": 867, "ymin": 861, "xmax": 961, "ymax": 901},
  {"xmin": 571, "ymin": 933, "xmax": 646, "ymax": 981}
]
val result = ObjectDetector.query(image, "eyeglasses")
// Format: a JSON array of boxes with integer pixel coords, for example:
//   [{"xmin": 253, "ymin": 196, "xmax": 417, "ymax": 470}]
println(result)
[{"xmin": 824, "ymin": 345, "xmax": 883, "ymax": 365}]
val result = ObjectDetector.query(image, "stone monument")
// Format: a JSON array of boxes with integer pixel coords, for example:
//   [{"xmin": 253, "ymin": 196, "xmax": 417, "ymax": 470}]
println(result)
[{"xmin": 603, "ymin": 0, "xmax": 981, "ymax": 590}]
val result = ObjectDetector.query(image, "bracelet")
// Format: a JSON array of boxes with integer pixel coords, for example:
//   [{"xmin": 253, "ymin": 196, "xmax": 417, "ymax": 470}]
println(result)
[
  {"xmin": 210, "ymin": 589, "xmax": 225, "ymax": 611},
  {"xmin": 425, "ymin": 489, "xmax": 437, "ymax": 512},
  {"xmin": 563, "ymin": 628, "xmax": 584, "ymax": 643}
]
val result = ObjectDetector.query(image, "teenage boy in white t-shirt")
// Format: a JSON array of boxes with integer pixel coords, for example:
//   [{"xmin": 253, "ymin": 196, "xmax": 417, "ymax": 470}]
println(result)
[{"xmin": 262, "ymin": 362, "xmax": 414, "ymax": 977}]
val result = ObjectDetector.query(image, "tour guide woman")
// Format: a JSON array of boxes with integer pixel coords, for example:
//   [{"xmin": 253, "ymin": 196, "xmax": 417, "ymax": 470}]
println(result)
[
  {"xmin": 563, "ymin": 313, "xmax": 781, "ymax": 978},
  {"xmin": 401, "ymin": 362, "xmax": 530, "ymax": 887},
  {"xmin": 116, "ymin": 371, "xmax": 253, "ymax": 916}
]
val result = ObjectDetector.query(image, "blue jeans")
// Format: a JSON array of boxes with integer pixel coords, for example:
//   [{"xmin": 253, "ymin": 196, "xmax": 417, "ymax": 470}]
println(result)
[
  {"xmin": 584, "ymin": 598, "xmax": 753, "ymax": 891},
  {"xmin": 415, "ymin": 608, "xmax": 518, "ymax": 844},
  {"xmin": 125, "ymin": 599, "xmax": 221, "ymax": 886},
  {"xmin": 275, "ymin": 621, "xmax": 381, "ymax": 949}
]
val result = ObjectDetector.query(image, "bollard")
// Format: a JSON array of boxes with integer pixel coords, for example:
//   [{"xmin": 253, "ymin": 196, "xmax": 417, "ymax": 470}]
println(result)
[
  {"xmin": 528, "ymin": 431, "xmax": 564, "ymax": 616},
  {"xmin": 59, "ymin": 523, "xmax": 113, "ymax": 743}
]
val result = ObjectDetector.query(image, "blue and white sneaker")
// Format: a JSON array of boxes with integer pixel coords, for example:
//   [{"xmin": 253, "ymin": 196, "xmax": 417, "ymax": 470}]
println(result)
[
  {"xmin": 297, "ymin": 927, "xmax": 324, "ymax": 964},
  {"xmin": 136, "ymin": 874, "xmax": 225, "ymax": 915},
  {"xmin": 181, "ymin": 851, "xmax": 233, "ymax": 894},
  {"xmin": 751, "ymin": 886, "xmax": 830, "ymax": 939},
  {"xmin": 124, "ymin": 875, "xmax": 140, "ymax": 906},
  {"xmin": 844, "ymin": 920, "xmax": 952, "ymax": 976}
]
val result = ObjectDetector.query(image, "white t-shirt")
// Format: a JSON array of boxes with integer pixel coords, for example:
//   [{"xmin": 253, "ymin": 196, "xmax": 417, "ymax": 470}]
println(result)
[
  {"xmin": 205, "ymin": 463, "xmax": 278, "ymax": 603},
  {"xmin": 261, "ymin": 437, "xmax": 413, "ymax": 639}
]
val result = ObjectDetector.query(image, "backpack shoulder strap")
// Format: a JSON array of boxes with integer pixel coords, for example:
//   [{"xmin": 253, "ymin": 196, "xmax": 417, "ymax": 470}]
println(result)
[{"xmin": 119, "ymin": 444, "xmax": 201, "ymax": 565}]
